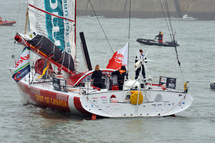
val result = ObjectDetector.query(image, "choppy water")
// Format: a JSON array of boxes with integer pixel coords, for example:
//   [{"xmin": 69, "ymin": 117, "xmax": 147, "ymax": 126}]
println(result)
[{"xmin": 1, "ymin": 0, "xmax": 215, "ymax": 143}]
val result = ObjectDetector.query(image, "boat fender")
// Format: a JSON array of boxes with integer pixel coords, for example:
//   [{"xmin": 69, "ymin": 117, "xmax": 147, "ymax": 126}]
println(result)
[
  {"xmin": 130, "ymin": 91, "xmax": 143, "ymax": 105},
  {"xmin": 91, "ymin": 114, "xmax": 97, "ymax": 120}
]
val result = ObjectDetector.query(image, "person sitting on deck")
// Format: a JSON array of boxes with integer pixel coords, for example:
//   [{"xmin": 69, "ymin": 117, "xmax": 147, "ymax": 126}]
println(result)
[{"xmin": 155, "ymin": 31, "xmax": 163, "ymax": 43}]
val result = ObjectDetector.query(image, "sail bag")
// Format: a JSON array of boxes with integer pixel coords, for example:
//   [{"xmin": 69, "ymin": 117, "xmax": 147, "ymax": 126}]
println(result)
[{"xmin": 27, "ymin": 34, "xmax": 74, "ymax": 72}]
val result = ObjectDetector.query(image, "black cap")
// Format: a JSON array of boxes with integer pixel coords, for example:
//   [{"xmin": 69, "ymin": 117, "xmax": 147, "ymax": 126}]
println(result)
[{"xmin": 121, "ymin": 66, "xmax": 126, "ymax": 70}]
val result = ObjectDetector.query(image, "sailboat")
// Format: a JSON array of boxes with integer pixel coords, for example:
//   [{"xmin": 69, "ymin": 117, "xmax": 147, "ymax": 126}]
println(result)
[{"xmin": 11, "ymin": 0, "xmax": 192, "ymax": 118}]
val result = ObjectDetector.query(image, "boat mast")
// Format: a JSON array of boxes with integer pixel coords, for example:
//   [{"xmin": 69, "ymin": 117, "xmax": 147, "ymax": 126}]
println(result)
[
  {"xmin": 75, "ymin": 0, "xmax": 77, "ymax": 60},
  {"xmin": 127, "ymin": 0, "xmax": 132, "ymax": 70}
]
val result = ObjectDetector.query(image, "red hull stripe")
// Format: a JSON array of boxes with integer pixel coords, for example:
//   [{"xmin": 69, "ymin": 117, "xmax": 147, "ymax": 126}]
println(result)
[
  {"xmin": 29, "ymin": 4, "xmax": 74, "ymax": 23},
  {"xmin": 18, "ymin": 82, "xmax": 70, "ymax": 112},
  {"xmin": 73, "ymin": 97, "xmax": 91, "ymax": 115}
]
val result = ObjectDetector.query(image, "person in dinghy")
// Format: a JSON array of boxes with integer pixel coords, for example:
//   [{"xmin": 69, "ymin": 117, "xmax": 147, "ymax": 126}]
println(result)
[{"xmin": 155, "ymin": 31, "xmax": 163, "ymax": 43}]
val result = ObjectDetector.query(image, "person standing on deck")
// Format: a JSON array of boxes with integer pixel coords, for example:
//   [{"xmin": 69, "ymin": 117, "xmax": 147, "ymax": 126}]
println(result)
[
  {"xmin": 91, "ymin": 65, "xmax": 103, "ymax": 88},
  {"xmin": 184, "ymin": 81, "xmax": 189, "ymax": 93},
  {"xmin": 135, "ymin": 49, "xmax": 146, "ymax": 80},
  {"xmin": 111, "ymin": 65, "xmax": 128, "ymax": 90}
]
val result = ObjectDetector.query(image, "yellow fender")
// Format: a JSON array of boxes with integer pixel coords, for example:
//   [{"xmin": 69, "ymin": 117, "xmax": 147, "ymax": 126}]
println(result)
[{"xmin": 130, "ymin": 91, "xmax": 144, "ymax": 105}]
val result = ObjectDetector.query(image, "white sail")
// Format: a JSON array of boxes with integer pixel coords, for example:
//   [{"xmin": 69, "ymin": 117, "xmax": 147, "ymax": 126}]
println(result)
[{"xmin": 28, "ymin": 0, "xmax": 76, "ymax": 58}]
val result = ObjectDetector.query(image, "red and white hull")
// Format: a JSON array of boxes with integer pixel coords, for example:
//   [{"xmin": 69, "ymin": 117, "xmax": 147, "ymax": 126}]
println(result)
[
  {"xmin": 17, "ymin": 78, "xmax": 90, "ymax": 116},
  {"xmin": 16, "ymin": 74, "xmax": 193, "ymax": 118}
]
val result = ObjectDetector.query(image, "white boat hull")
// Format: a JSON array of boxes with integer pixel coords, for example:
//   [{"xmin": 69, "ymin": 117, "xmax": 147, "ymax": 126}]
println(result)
[{"xmin": 81, "ymin": 89, "xmax": 193, "ymax": 117}]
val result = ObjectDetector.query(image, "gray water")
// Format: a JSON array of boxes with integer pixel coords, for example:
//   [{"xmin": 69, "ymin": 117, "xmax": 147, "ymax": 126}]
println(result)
[{"xmin": 1, "ymin": 0, "xmax": 215, "ymax": 143}]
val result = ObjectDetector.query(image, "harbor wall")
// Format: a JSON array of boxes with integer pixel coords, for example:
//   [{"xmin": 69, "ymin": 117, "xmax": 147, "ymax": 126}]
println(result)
[{"xmin": 77, "ymin": 0, "xmax": 215, "ymax": 20}]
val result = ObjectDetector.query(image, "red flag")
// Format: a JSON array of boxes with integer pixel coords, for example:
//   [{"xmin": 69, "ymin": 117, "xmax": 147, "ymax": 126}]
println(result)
[{"xmin": 106, "ymin": 43, "xmax": 128, "ymax": 70}]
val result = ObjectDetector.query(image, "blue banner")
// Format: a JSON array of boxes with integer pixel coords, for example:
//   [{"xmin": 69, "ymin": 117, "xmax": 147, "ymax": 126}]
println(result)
[{"xmin": 12, "ymin": 47, "xmax": 30, "ymax": 82}]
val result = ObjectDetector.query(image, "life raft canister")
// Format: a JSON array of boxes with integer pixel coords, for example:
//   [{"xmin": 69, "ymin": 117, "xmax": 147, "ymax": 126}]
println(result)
[
  {"xmin": 110, "ymin": 95, "xmax": 118, "ymax": 103},
  {"xmin": 130, "ymin": 91, "xmax": 144, "ymax": 105}
]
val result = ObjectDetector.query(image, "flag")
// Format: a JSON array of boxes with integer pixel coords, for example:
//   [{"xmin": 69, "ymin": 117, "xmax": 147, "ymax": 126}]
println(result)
[
  {"xmin": 106, "ymin": 42, "xmax": 128, "ymax": 70},
  {"xmin": 12, "ymin": 47, "xmax": 30, "ymax": 82}
]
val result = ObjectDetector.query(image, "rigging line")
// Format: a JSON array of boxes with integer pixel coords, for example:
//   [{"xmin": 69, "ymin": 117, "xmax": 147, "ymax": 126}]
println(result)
[
  {"xmin": 88, "ymin": 0, "xmax": 114, "ymax": 53},
  {"xmin": 162, "ymin": 58, "xmax": 177, "ymax": 76},
  {"xmin": 10, "ymin": 0, "xmax": 23, "ymax": 68},
  {"xmin": 15, "ymin": 0, "xmax": 22, "ymax": 33},
  {"xmin": 123, "ymin": 0, "xmax": 128, "ymax": 17},
  {"xmin": 164, "ymin": 0, "xmax": 174, "ymax": 39},
  {"xmin": 164, "ymin": 0, "xmax": 181, "ymax": 66},
  {"xmin": 159, "ymin": 0, "xmax": 172, "ymax": 40}
]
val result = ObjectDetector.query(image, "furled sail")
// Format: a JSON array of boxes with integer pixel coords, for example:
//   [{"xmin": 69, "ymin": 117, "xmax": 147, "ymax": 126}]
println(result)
[
  {"xmin": 28, "ymin": 0, "xmax": 76, "ymax": 58},
  {"xmin": 27, "ymin": 34, "xmax": 75, "ymax": 72},
  {"xmin": 14, "ymin": 33, "xmax": 75, "ymax": 74}
]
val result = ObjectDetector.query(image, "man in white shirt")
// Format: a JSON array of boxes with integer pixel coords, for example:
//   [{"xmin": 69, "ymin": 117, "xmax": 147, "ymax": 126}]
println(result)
[{"xmin": 135, "ymin": 49, "xmax": 146, "ymax": 79}]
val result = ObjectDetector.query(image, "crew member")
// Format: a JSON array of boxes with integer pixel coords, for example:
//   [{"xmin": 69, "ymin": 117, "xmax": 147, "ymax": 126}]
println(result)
[
  {"xmin": 91, "ymin": 65, "xmax": 103, "ymax": 88},
  {"xmin": 135, "ymin": 49, "xmax": 146, "ymax": 80},
  {"xmin": 155, "ymin": 31, "xmax": 163, "ymax": 43},
  {"xmin": 184, "ymin": 81, "xmax": 189, "ymax": 93},
  {"xmin": 111, "ymin": 65, "xmax": 128, "ymax": 90}
]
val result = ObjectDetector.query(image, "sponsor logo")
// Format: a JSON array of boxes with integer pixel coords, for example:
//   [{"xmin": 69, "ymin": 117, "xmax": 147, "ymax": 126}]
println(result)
[
  {"xmin": 15, "ymin": 54, "xmax": 29, "ymax": 68},
  {"xmin": 13, "ymin": 71, "xmax": 21, "ymax": 81},
  {"xmin": 35, "ymin": 94, "xmax": 69, "ymax": 108},
  {"xmin": 100, "ymin": 96, "xmax": 107, "ymax": 99},
  {"xmin": 13, "ymin": 65, "xmax": 30, "ymax": 82},
  {"xmin": 114, "ymin": 53, "xmax": 123, "ymax": 63},
  {"xmin": 45, "ymin": 0, "xmax": 71, "ymax": 51}
]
